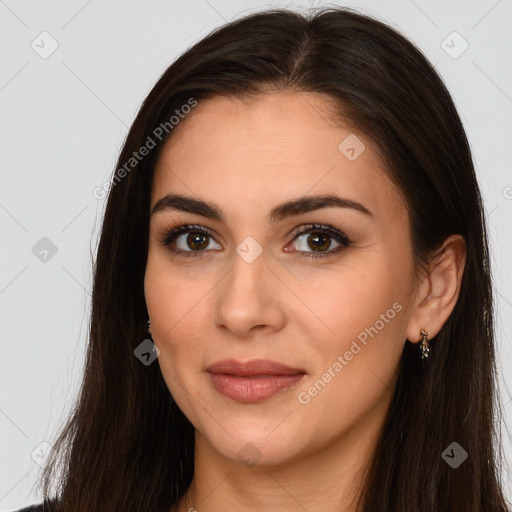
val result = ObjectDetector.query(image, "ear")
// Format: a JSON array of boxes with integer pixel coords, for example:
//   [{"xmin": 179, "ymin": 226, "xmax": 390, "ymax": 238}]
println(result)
[{"xmin": 405, "ymin": 234, "xmax": 466, "ymax": 344}]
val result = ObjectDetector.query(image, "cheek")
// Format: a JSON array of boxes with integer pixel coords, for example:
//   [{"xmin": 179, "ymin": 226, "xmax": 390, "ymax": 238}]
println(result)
[
  {"xmin": 294, "ymin": 256, "xmax": 410, "ymax": 412},
  {"xmin": 145, "ymin": 247, "xmax": 210, "ymax": 330},
  {"xmin": 144, "ymin": 259, "xmax": 212, "ymax": 422},
  {"xmin": 292, "ymin": 282, "xmax": 406, "ymax": 442},
  {"xmin": 300, "ymin": 256, "xmax": 408, "ymax": 349},
  {"xmin": 144, "ymin": 253, "xmax": 209, "ymax": 372}
]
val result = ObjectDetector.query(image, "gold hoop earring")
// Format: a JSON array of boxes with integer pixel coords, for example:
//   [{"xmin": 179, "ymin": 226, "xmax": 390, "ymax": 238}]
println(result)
[{"xmin": 420, "ymin": 329, "xmax": 429, "ymax": 359}]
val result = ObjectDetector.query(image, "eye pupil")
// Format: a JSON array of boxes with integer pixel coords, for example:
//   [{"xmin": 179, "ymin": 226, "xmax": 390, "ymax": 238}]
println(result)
[
  {"xmin": 187, "ymin": 232, "xmax": 209, "ymax": 250},
  {"xmin": 308, "ymin": 233, "xmax": 330, "ymax": 251}
]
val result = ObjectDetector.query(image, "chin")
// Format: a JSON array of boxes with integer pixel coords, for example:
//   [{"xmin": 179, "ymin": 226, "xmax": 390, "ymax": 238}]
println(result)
[
  {"xmin": 218, "ymin": 431, "xmax": 302, "ymax": 468},
  {"xmin": 194, "ymin": 410, "xmax": 312, "ymax": 469}
]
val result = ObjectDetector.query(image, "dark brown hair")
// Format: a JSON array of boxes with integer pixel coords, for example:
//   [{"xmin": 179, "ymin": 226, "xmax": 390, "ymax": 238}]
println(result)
[{"xmin": 35, "ymin": 6, "xmax": 511, "ymax": 512}]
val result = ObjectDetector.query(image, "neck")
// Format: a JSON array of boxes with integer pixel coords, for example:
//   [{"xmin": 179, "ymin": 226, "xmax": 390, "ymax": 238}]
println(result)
[{"xmin": 175, "ymin": 396, "xmax": 390, "ymax": 512}]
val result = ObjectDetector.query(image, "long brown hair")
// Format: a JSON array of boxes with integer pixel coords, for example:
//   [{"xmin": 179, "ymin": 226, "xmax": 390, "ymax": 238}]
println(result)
[{"xmin": 35, "ymin": 7, "xmax": 511, "ymax": 512}]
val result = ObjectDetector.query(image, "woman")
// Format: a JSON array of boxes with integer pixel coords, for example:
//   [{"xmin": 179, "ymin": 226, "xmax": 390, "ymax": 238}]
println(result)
[{"xmin": 19, "ymin": 6, "xmax": 510, "ymax": 512}]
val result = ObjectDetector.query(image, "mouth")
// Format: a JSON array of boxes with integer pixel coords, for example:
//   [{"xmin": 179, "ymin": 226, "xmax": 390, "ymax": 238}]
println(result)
[{"xmin": 206, "ymin": 358, "xmax": 307, "ymax": 403}]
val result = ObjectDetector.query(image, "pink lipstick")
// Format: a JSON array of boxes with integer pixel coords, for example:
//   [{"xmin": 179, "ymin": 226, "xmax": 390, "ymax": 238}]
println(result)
[{"xmin": 206, "ymin": 359, "xmax": 306, "ymax": 403}]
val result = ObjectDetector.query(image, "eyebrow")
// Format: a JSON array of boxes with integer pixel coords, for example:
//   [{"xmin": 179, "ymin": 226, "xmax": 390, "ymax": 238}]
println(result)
[{"xmin": 151, "ymin": 193, "xmax": 374, "ymax": 223}]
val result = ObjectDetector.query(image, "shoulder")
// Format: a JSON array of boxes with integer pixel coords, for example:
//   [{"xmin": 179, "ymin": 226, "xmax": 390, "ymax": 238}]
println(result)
[
  {"xmin": 13, "ymin": 498, "xmax": 60, "ymax": 512},
  {"xmin": 13, "ymin": 504, "xmax": 45, "ymax": 512}
]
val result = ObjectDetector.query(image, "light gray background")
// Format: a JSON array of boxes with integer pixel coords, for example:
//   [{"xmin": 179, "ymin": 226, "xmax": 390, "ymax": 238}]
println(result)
[{"xmin": 1, "ymin": 0, "xmax": 511, "ymax": 509}]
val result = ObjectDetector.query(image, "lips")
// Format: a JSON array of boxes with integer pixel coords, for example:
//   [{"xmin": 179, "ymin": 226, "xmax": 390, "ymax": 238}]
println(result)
[
  {"xmin": 206, "ymin": 358, "xmax": 306, "ymax": 403},
  {"xmin": 207, "ymin": 358, "xmax": 306, "ymax": 376}
]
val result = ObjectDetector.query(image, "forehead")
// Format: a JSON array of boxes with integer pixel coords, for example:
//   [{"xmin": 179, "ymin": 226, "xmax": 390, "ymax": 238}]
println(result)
[{"xmin": 151, "ymin": 92, "xmax": 405, "ymax": 223}]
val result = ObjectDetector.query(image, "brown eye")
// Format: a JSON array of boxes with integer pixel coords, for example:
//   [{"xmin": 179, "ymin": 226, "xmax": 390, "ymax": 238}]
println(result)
[
  {"xmin": 158, "ymin": 224, "xmax": 221, "ymax": 257},
  {"xmin": 186, "ymin": 231, "xmax": 210, "ymax": 251},
  {"xmin": 306, "ymin": 232, "xmax": 331, "ymax": 252},
  {"xmin": 158, "ymin": 223, "xmax": 351, "ymax": 260},
  {"xmin": 287, "ymin": 223, "xmax": 352, "ymax": 260}
]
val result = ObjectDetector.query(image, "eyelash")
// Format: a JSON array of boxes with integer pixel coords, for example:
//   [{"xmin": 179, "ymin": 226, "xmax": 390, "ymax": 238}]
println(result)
[{"xmin": 157, "ymin": 223, "xmax": 352, "ymax": 260}]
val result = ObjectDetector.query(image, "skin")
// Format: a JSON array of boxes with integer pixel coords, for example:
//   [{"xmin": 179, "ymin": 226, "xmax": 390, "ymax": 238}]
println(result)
[{"xmin": 144, "ymin": 92, "xmax": 466, "ymax": 512}]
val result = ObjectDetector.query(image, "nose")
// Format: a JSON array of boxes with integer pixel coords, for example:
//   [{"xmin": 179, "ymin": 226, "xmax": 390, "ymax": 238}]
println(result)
[{"xmin": 212, "ymin": 247, "xmax": 286, "ymax": 339}]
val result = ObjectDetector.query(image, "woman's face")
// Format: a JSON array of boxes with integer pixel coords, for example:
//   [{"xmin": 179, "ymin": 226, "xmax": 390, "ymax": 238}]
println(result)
[{"xmin": 144, "ymin": 92, "xmax": 418, "ymax": 467}]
